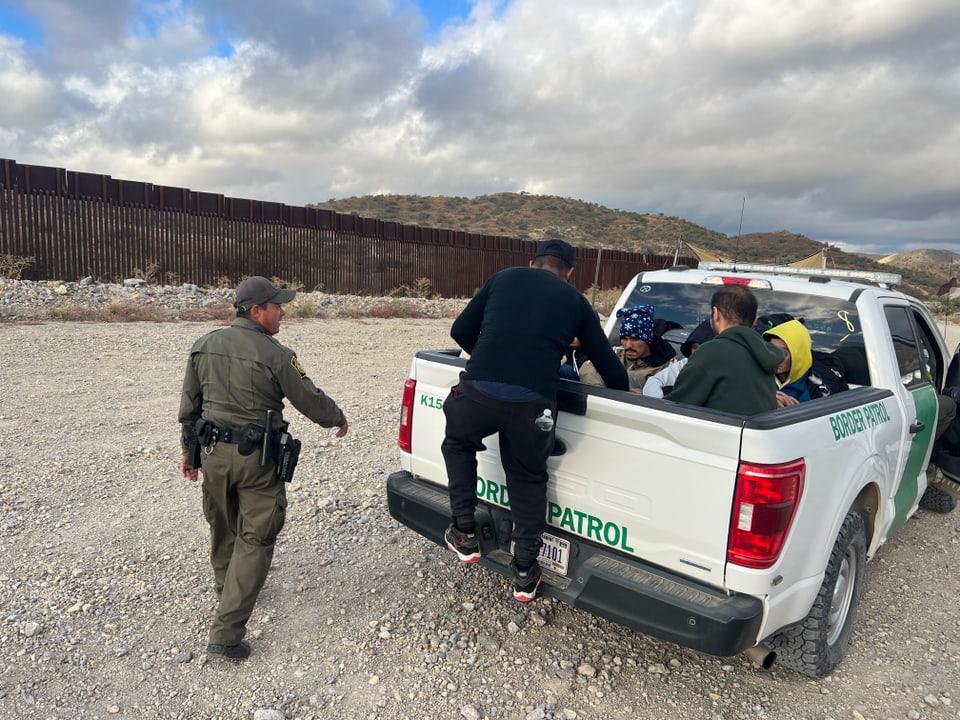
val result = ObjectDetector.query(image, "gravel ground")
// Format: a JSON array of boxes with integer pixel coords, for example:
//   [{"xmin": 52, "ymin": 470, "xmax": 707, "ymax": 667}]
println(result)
[{"xmin": 1, "ymin": 296, "xmax": 959, "ymax": 720}]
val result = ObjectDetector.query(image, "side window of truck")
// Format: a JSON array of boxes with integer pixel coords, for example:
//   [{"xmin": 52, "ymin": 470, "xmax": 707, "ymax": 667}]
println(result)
[{"xmin": 883, "ymin": 306, "xmax": 925, "ymax": 388}]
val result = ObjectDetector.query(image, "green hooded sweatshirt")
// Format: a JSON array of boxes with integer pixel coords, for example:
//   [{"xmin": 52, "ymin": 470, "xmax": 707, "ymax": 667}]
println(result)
[{"xmin": 667, "ymin": 325, "xmax": 787, "ymax": 415}]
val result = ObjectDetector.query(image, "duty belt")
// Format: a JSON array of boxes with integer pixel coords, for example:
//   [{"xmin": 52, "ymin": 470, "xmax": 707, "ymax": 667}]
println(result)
[
  {"xmin": 196, "ymin": 418, "xmax": 268, "ymax": 458},
  {"xmin": 209, "ymin": 425, "xmax": 242, "ymax": 443}
]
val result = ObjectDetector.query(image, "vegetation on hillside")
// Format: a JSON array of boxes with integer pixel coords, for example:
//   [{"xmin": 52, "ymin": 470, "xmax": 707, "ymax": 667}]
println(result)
[{"xmin": 313, "ymin": 193, "xmax": 956, "ymax": 298}]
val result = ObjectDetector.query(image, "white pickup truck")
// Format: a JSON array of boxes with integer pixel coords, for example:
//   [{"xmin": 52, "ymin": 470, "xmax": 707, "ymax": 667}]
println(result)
[{"xmin": 387, "ymin": 262, "xmax": 960, "ymax": 677}]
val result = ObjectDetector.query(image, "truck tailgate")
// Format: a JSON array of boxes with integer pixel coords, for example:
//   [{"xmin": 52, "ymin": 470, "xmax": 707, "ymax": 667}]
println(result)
[{"xmin": 535, "ymin": 387, "xmax": 741, "ymax": 588}]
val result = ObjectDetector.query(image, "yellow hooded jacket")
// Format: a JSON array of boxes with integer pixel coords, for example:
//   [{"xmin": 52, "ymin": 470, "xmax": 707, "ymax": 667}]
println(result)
[{"xmin": 764, "ymin": 319, "xmax": 813, "ymax": 387}]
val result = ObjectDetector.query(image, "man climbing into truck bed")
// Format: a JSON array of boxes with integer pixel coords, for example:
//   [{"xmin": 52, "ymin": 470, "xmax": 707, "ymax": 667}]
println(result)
[{"xmin": 440, "ymin": 239, "xmax": 629, "ymax": 601}]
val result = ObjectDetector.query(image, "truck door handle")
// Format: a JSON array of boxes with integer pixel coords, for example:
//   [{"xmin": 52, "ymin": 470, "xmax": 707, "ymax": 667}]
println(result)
[{"xmin": 909, "ymin": 420, "xmax": 925, "ymax": 434}]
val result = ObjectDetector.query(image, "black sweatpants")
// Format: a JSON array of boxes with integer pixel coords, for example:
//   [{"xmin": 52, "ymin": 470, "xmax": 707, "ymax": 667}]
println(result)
[{"xmin": 441, "ymin": 379, "xmax": 555, "ymax": 569}]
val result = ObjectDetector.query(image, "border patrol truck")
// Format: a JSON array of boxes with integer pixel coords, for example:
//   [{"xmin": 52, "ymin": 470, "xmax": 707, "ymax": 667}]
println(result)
[{"xmin": 387, "ymin": 263, "xmax": 960, "ymax": 677}]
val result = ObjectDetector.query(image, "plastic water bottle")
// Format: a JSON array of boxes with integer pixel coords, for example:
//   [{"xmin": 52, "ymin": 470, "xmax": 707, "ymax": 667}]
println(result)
[{"xmin": 534, "ymin": 409, "xmax": 554, "ymax": 432}]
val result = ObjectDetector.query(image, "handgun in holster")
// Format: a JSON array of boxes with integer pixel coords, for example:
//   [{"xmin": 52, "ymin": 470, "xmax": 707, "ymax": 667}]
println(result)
[
  {"xmin": 276, "ymin": 430, "xmax": 301, "ymax": 483},
  {"xmin": 186, "ymin": 426, "xmax": 202, "ymax": 469},
  {"xmin": 259, "ymin": 410, "xmax": 300, "ymax": 483},
  {"xmin": 187, "ymin": 417, "xmax": 213, "ymax": 468}
]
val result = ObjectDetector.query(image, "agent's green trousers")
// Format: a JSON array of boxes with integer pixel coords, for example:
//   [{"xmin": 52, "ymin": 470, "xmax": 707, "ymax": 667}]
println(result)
[{"xmin": 200, "ymin": 442, "xmax": 287, "ymax": 646}]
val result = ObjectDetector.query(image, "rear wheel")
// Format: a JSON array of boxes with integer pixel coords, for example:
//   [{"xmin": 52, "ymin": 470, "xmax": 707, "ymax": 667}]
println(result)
[{"xmin": 768, "ymin": 511, "xmax": 867, "ymax": 677}]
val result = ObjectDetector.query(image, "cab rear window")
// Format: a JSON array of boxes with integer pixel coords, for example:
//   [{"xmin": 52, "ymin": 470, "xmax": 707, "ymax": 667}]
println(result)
[{"xmin": 616, "ymin": 283, "xmax": 864, "ymax": 354}]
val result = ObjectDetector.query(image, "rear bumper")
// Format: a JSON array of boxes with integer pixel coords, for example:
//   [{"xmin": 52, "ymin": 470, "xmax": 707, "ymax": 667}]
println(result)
[{"xmin": 387, "ymin": 470, "xmax": 763, "ymax": 657}]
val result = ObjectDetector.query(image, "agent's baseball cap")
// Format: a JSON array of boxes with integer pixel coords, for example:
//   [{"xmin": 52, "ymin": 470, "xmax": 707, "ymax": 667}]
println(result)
[
  {"xmin": 234, "ymin": 276, "xmax": 297, "ymax": 312},
  {"xmin": 534, "ymin": 238, "xmax": 575, "ymax": 268}
]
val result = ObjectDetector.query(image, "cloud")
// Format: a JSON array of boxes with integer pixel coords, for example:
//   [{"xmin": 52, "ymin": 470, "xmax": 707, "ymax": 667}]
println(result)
[
  {"xmin": 2, "ymin": 0, "xmax": 958, "ymax": 254},
  {"xmin": 16, "ymin": 0, "xmax": 133, "ymax": 60},
  {"xmin": 0, "ymin": 35, "xmax": 57, "ymax": 127}
]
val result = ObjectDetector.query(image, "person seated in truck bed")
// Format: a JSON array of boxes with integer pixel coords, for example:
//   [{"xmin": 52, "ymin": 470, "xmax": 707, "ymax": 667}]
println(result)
[
  {"xmin": 763, "ymin": 319, "xmax": 814, "ymax": 407},
  {"xmin": 642, "ymin": 320, "xmax": 715, "ymax": 398},
  {"xmin": 667, "ymin": 285, "xmax": 786, "ymax": 415},
  {"xmin": 759, "ymin": 316, "xmax": 851, "ymax": 401},
  {"xmin": 578, "ymin": 304, "xmax": 676, "ymax": 392}
]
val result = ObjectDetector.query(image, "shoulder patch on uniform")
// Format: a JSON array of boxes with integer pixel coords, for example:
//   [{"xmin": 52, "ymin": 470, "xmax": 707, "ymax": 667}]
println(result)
[{"xmin": 291, "ymin": 354, "xmax": 306, "ymax": 377}]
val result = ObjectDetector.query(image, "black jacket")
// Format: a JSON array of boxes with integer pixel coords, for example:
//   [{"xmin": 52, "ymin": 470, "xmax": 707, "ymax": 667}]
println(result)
[{"xmin": 451, "ymin": 266, "xmax": 629, "ymax": 397}]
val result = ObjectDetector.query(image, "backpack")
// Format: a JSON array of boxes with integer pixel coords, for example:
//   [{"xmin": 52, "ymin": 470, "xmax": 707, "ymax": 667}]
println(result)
[{"xmin": 807, "ymin": 351, "xmax": 849, "ymax": 398}]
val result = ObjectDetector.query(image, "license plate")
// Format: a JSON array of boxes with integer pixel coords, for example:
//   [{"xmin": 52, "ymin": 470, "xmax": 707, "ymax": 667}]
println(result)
[{"xmin": 537, "ymin": 531, "xmax": 570, "ymax": 576}]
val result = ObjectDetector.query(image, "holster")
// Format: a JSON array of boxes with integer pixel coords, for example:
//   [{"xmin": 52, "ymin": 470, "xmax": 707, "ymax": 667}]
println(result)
[
  {"xmin": 195, "ymin": 418, "xmax": 214, "ymax": 446},
  {"xmin": 276, "ymin": 431, "xmax": 302, "ymax": 483},
  {"xmin": 186, "ymin": 425, "xmax": 202, "ymax": 468}
]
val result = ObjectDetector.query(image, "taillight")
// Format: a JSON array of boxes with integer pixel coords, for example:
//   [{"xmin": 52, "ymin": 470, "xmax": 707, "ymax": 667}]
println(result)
[
  {"xmin": 702, "ymin": 275, "xmax": 773, "ymax": 290},
  {"xmin": 727, "ymin": 459, "xmax": 804, "ymax": 569},
  {"xmin": 398, "ymin": 378, "xmax": 416, "ymax": 453}
]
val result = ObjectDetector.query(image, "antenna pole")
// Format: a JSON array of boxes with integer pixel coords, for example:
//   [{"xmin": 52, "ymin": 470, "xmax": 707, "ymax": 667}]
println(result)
[{"xmin": 734, "ymin": 197, "xmax": 745, "ymax": 261}]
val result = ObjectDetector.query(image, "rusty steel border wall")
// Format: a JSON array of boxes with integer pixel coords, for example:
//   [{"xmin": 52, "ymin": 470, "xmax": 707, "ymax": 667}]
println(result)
[{"xmin": 0, "ymin": 158, "xmax": 693, "ymax": 297}]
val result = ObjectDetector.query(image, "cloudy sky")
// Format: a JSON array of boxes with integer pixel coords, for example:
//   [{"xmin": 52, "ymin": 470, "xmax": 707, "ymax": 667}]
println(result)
[{"xmin": 1, "ymin": 0, "xmax": 958, "ymax": 256}]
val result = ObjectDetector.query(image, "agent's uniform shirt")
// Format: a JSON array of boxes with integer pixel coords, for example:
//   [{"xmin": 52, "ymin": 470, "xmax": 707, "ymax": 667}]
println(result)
[{"xmin": 179, "ymin": 316, "xmax": 345, "ymax": 447}]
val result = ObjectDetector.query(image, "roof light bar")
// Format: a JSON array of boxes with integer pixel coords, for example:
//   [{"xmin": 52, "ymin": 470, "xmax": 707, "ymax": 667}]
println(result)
[{"xmin": 698, "ymin": 262, "xmax": 901, "ymax": 288}]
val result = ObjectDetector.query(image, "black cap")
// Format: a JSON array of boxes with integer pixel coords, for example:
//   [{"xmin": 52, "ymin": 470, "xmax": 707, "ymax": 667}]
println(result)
[
  {"xmin": 234, "ymin": 276, "xmax": 297, "ymax": 312},
  {"xmin": 534, "ymin": 238, "xmax": 575, "ymax": 268}
]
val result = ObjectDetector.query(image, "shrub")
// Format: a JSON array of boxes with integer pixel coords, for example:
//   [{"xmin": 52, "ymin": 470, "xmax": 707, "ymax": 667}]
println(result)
[
  {"xmin": 1, "ymin": 254, "xmax": 34, "ymax": 280},
  {"xmin": 179, "ymin": 302, "xmax": 234, "ymax": 322},
  {"xmin": 131, "ymin": 260, "xmax": 162, "ymax": 285},
  {"xmin": 47, "ymin": 304, "xmax": 92, "ymax": 321},
  {"xmin": 387, "ymin": 277, "xmax": 434, "ymax": 299},
  {"xmin": 270, "ymin": 276, "xmax": 304, "ymax": 292},
  {"xmin": 586, "ymin": 286, "xmax": 624, "ymax": 316},
  {"xmin": 44, "ymin": 300, "xmax": 169, "ymax": 322},
  {"xmin": 98, "ymin": 299, "xmax": 169, "ymax": 322},
  {"xmin": 286, "ymin": 294, "xmax": 327, "ymax": 319},
  {"xmin": 368, "ymin": 300, "xmax": 422, "ymax": 318}
]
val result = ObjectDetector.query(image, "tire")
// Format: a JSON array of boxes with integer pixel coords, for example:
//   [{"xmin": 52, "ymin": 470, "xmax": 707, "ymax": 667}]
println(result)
[
  {"xmin": 919, "ymin": 484, "xmax": 958, "ymax": 513},
  {"xmin": 768, "ymin": 511, "xmax": 867, "ymax": 677}
]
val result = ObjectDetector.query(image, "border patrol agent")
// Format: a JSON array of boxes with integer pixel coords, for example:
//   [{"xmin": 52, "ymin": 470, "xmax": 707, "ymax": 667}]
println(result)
[{"xmin": 179, "ymin": 276, "xmax": 348, "ymax": 660}]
